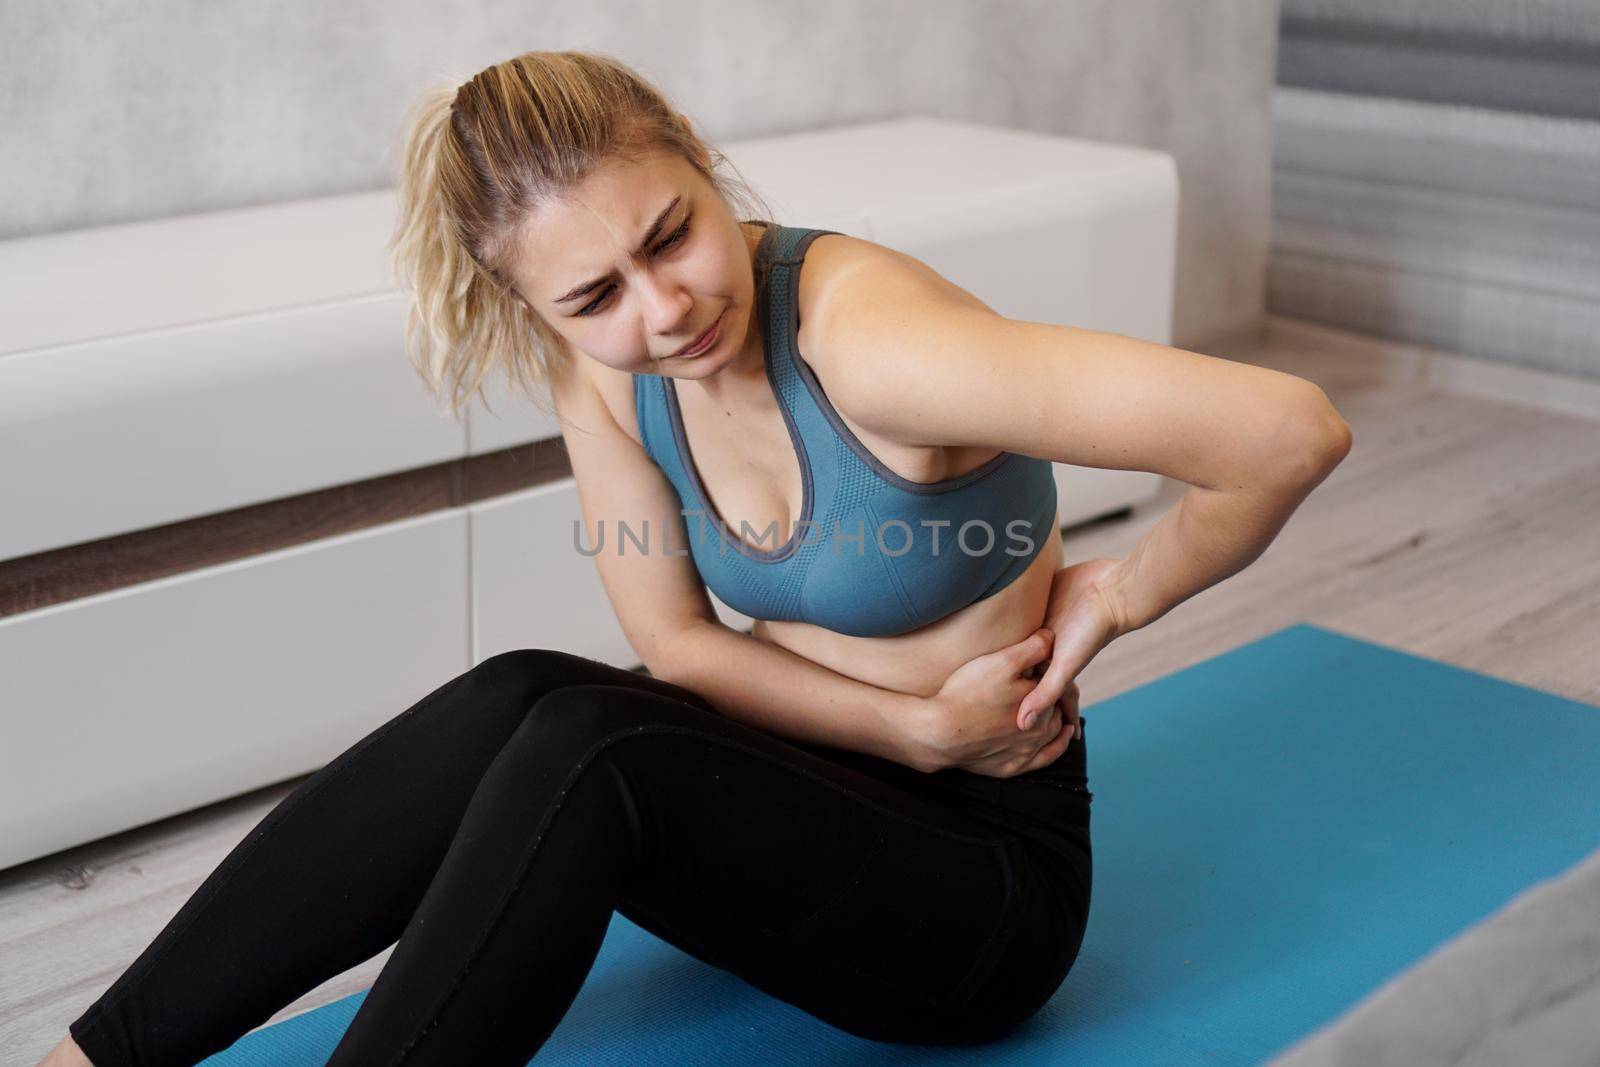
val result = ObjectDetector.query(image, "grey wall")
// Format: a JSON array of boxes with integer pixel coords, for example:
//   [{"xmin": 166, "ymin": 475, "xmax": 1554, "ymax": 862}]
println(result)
[
  {"xmin": 1270, "ymin": 0, "xmax": 1600, "ymax": 379},
  {"xmin": 0, "ymin": 0, "xmax": 1281, "ymax": 352}
]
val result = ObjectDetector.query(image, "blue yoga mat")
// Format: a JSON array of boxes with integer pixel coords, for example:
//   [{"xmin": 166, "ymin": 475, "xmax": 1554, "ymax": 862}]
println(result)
[{"xmin": 202, "ymin": 623, "xmax": 1600, "ymax": 1065}]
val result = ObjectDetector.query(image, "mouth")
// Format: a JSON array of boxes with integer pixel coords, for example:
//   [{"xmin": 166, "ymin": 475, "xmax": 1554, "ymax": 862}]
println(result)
[{"xmin": 673, "ymin": 310, "xmax": 724, "ymax": 358}]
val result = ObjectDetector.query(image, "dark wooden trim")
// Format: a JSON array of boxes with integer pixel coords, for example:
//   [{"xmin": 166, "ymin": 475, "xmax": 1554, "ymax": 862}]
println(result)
[{"xmin": 0, "ymin": 439, "xmax": 573, "ymax": 620}]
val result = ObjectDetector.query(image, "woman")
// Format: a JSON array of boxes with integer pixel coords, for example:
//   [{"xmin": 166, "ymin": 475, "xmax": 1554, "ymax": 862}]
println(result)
[{"xmin": 44, "ymin": 50, "xmax": 1349, "ymax": 1067}]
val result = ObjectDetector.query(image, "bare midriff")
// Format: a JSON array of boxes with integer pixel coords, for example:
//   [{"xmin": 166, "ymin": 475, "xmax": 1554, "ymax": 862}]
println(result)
[{"xmin": 749, "ymin": 498, "xmax": 1061, "ymax": 699}]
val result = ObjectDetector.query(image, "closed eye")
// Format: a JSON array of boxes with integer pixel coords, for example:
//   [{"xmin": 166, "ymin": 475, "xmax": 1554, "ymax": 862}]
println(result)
[{"xmin": 575, "ymin": 216, "xmax": 693, "ymax": 318}]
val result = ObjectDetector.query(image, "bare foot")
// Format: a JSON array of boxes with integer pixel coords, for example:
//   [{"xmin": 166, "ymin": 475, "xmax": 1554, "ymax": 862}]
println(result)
[{"xmin": 35, "ymin": 1033, "xmax": 94, "ymax": 1067}]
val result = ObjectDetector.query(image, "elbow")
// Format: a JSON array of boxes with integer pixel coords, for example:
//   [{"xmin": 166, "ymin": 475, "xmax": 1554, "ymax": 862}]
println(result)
[
  {"xmin": 1304, "ymin": 408, "xmax": 1353, "ymax": 474},
  {"xmin": 639, "ymin": 619, "xmax": 716, "ymax": 687},
  {"xmin": 1268, "ymin": 391, "xmax": 1354, "ymax": 486},
  {"xmin": 630, "ymin": 632, "xmax": 678, "ymax": 685},
  {"xmin": 640, "ymin": 642, "xmax": 686, "ymax": 687}
]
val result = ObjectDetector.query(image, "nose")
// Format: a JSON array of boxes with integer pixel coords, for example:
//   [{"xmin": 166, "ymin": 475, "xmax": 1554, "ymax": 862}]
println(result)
[{"xmin": 636, "ymin": 268, "xmax": 695, "ymax": 337}]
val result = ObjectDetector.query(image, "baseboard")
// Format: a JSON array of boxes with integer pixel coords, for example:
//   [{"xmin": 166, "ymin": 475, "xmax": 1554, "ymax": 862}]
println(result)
[{"xmin": 1263, "ymin": 315, "xmax": 1600, "ymax": 422}]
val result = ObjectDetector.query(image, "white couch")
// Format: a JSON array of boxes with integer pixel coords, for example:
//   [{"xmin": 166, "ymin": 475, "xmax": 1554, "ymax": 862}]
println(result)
[{"xmin": 0, "ymin": 116, "xmax": 1177, "ymax": 870}]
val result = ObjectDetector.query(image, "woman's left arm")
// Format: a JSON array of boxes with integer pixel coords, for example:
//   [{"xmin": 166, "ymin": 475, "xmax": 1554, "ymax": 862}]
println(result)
[
  {"xmin": 808, "ymin": 244, "xmax": 1353, "ymax": 721},
  {"xmin": 809, "ymin": 246, "xmax": 1350, "ymax": 486},
  {"xmin": 1100, "ymin": 443, "xmax": 1348, "ymax": 639},
  {"xmin": 1011, "ymin": 448, "xmax": 1346, "ymax": 725}
]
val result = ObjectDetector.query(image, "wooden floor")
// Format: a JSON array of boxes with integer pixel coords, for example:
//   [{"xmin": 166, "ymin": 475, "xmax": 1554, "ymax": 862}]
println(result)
[{"xmin": 3, "ymin": 314, "xmax": 1598, "ymax": 1062}]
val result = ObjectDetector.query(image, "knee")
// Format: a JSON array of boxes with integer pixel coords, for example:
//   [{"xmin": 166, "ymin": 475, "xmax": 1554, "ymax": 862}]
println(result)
[
  {"xmin": 409, "ymin": 649, "xmax": 586, "ymax": 740},
  {"xmin": 473, "ymin": 647, "xmax": 716, "ymax": 719},
  {"xmin": 526, "ymin": 683, "xmax": 653, "ymax": 740},
  {"xmin": 488, "ymin": 684, "xmax": 658, "ymax": 785},
  {"xmin": 459, "ymin": 647, "xmax": 607, "ymax": 708},
  {"xmin": 469, "ymin": 647, "xmax": 577, "ymax": 686}
]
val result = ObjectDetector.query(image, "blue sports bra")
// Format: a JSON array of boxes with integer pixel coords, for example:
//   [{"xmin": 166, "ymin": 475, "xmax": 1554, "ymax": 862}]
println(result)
[{"xmin": 632, "ymin": 224, "xmax": 1059, "ymax": 638}]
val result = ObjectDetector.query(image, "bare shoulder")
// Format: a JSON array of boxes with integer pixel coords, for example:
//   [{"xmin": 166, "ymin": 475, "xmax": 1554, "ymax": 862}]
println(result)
[
  {"xmin": 556, "ymin": 354, "xmax": 644, "ymax": 449},
  {"xmin": 796, "ymin": 231, "xmax": 998, "ymax": 438},
  {"xmin": 799, "ymin": 231, "xmax": 997, "ymax": 330}
]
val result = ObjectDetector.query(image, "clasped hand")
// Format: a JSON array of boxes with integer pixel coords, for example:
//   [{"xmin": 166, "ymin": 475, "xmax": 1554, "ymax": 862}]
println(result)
[{"xmin": 910, "ymin": 558, "xmax": 1128, "ymax": 778}]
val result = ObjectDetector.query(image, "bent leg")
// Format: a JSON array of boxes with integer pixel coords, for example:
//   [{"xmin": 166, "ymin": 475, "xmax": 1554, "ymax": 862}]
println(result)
[
  {"xmin": 68, "ymin": 650, "xmax": 704, "ymax": 1067},
  {"xmin": 324, "ymin": 682, "xmax": 1063, "ymax": 1065}
]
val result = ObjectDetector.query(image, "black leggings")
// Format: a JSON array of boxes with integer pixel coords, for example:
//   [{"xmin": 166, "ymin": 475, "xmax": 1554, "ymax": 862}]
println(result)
[{"xmin": 69, "ymin": 648, "xmax": 1092, "ymax": 1065}]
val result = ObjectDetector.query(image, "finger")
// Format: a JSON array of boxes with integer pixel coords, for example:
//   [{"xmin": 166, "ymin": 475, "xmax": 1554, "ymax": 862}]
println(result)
[
  {"xmin": 1023, "ymin": 652, "xmax": 1083, "ymax": 724},
  {"xmin": 1009, "ymin": 629, "xmax": 1054, "ymax": 676},
  {"xmin": 1020, "ymin": 664, "xmax": 1068, "ymax": 727},
  {"xmin": 1028, "ymin": 706, "xmax": 1062, "ymax": 751},
  {"xmin": 1063, "ymin": 680, "xmax": 1083, "ymax": 739},
  {"xmin": 1028, "ymin": 653, "xmax": 1076, "ymax": 713},
  {"xmin": 1062, "ymin": 685, "xmax": 1081, "ymax": 735},
  {"xmin": 1020, "ymin": 638, "xmax": 1079, "ymax": 721},
  {"xmin": 1061, "ymin": 701, "xmax": 1079, "ymax": 745},
  {"xmin": 1043, "ymin": 698, "xmax": 1075, "ymax": 742},
  {"xmin": 1021, "ymin": 714, "xmax": 1074, "ymax": 775},
  {"xmin": 1019, "ymin": 682, "xmax": 1054, "ymax": 727}
]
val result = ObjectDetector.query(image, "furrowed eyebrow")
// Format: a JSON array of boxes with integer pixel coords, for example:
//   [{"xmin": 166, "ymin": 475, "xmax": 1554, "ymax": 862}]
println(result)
[{"xmin": 552, "ymin": 195, "xmax": 683, "ymax": 304}]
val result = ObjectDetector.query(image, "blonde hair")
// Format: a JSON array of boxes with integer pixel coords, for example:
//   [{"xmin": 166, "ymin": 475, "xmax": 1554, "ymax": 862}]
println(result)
[{"xmin": 388, "ymin": 50, "xmax": 777, "ymax": 421}]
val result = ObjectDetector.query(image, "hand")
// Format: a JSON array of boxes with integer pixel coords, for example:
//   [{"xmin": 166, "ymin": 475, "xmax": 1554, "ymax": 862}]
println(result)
[
  {"xmin": 1016, "ymin": 557, "xmax": 1130, "ymax": 732},
  {"xmin": 913, "ymin": 628, "xmax": 1079, "ymax": 778}
]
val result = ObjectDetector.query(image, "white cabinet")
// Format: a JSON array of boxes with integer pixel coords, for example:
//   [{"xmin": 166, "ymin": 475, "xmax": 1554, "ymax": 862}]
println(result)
[
  {"xmin": 0, "ymin": 512, "xmax": 469, "ymax": 870},
  {"xmin": 0, "ymin": 294, "xmax": 461, "ymax": 561},
  {"xmin": 469, "ymin": 480, "xmax": 637, "ymax": 668}
]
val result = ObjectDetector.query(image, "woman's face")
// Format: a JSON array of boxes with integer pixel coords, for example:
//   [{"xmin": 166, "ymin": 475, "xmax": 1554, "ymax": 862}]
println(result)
[{"xmin": 506, "ymin": 148, "xmax": 762, "ymax": 380}]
